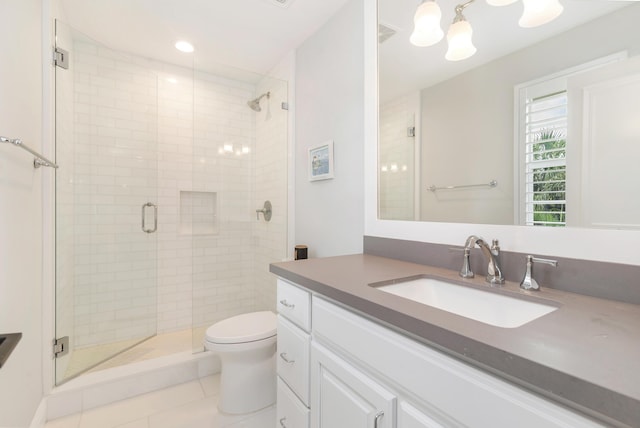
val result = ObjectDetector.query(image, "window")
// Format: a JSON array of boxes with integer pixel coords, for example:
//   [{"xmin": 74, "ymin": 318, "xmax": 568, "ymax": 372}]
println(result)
[
  {"xmin": 515, "ymin": 53, "xmax": 626, "ymax": 227},
  {"xmin": 522, "ymin": 87, "xmax": 567, "ymax": 226}
]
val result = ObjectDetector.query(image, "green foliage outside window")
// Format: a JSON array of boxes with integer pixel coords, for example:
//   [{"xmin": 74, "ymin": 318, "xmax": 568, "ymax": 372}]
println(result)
[{"xmin": 531, "ymin": 130, "xmax": 566, "ymax": 226}]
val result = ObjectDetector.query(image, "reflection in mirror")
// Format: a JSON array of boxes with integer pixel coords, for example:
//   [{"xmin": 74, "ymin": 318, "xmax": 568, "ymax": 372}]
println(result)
[{"xmin": 378, "ymin": 0, "xmax": 640, "ymax": 229}]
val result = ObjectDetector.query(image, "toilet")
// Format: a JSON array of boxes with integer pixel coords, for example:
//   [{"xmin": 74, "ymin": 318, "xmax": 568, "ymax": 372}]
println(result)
[{"xmin": 204, "ymin": 311, "xmax": 277, "ymax": 414}]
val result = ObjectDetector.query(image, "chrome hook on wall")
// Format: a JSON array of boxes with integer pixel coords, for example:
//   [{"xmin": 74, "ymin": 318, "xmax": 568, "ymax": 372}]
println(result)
[{"xmin": 256, "ymin": 200, "xmax": 272, "ymax": 222}]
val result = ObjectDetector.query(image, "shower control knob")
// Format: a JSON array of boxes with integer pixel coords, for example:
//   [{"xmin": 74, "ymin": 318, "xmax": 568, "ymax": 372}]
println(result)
[{"xmin": 256, "ymin": 200, "xmax": 272, "ymax": 221}]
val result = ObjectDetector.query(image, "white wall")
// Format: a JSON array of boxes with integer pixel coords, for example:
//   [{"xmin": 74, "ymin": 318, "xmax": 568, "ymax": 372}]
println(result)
[
  {"xmin": 295, "ymin": 0, "xmax": 365, "ymax": 258},
  {"xmin": 0, "ymin": 0, "xmax": 45, "ymax": 425},
  {"xmin": 253, "ymin": 69, "xmax": 291, "ymax": 311}
]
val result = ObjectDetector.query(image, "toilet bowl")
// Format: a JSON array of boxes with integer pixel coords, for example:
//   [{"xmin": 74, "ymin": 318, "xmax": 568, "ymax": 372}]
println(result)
[{"xmin": 204, "ymin": 311, "xmax": 277, "ymax": 414}]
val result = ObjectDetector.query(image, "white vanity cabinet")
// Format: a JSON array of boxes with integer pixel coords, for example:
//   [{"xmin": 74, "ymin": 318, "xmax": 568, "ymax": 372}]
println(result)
[
  {"xmin": 397, "ymin": 401, "xmax": 448, "ymax": 428},
  {"xmin": 311, "ymin": 299, "xmax": 461, "ymax": 428},
  {"xmin": 276, "ymin": 277, "xmax": 603, "ymax": 428},
  {"xmin": 276, "ymin": 279, "xmax": 311, "ymax": 428},
  {"xmin": 311, "ymin": 341, "xmax": 395, "ymax": 428},
  {"xmin": 312, "ymin": 297, "xmax": 603, "ymax": 428}
]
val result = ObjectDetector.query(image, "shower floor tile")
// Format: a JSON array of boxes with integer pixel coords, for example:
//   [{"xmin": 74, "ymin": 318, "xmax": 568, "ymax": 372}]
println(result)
[
  {"xmin": 45, "ymin": 374, "xmax": 276, "ymax": 428},
  {"xmin": 65, "ymin": 328, "xmax": 207, "ymax": 378}
]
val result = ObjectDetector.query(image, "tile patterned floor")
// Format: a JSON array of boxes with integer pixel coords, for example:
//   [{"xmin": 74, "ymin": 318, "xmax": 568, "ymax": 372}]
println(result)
[{"xmin": 44, "ymin": 375, "xmax": 276, "ymax": 428}]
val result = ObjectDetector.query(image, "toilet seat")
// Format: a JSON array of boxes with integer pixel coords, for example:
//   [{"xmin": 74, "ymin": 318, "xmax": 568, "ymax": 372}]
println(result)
[{"xmin": 205, "ymin": 311, "xmax": 276, "ymax": 344}]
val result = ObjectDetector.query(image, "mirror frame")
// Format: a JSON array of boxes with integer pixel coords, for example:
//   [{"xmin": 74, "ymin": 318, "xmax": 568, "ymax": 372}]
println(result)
[{"xmin": 363, "ymin": 0, "xmax": 638, "ymax": 265}]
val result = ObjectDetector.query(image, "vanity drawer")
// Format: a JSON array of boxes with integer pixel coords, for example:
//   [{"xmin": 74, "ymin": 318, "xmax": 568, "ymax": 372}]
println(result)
[
  {"xmin": 277, "ymin": 315, "xmax": 310, "ymax": 406},
  {"xmin": 277, "ymin": 377, "xmax": 310, "ymax": 428},
  {"xmin": 277, "ymin": 278, "xmax": 311, "ymax": 332}
]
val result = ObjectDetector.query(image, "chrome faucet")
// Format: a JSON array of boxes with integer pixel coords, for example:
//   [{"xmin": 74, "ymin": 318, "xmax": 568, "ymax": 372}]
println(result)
[{"xmin": 461, "ymin": 235, "xmax": 505, "ymax": 285}]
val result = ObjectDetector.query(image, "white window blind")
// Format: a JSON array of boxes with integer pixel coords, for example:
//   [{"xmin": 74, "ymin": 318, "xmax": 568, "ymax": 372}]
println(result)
[{"xmin": 523, "ymin": 90, "xmax": 567, "ymax": 226}]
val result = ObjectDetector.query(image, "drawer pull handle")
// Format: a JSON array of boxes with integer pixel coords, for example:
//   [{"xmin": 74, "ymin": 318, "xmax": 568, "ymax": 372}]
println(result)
[
  {"xmin": 279, "ymin": 417, "xmax": 287, "ymax": 427},
  {"xmin": 279, "ymin": 299, "xmax": 295, "ymax": 309},
  {"xmin": 279, "ymin": 352, "xmax": 295, "ymax": 364},
  {"xmin": 374, "ymin": 410, "xmax": 384, "ymax": 428}
]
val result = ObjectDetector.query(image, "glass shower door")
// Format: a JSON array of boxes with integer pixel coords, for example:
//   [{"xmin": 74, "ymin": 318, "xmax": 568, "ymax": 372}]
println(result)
[{"xmin": 54, "ymin": 21, "xmax": 158, "ymax": 384}]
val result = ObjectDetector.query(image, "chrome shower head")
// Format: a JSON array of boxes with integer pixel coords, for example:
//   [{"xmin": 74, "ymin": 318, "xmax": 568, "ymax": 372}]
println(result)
[{"xmin": 247, "ymin": 92, "xmax": 270, "ymax": 112}]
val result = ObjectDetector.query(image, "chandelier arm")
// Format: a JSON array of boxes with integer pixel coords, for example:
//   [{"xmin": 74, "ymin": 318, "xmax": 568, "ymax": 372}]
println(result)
[{"xmin": 453, "ymin": 0, "xmax": 476, "ymax": 22}]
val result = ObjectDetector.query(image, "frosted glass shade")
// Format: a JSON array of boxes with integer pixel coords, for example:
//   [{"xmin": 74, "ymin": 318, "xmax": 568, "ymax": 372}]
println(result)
[
  {"xmin": 410, "ymin": 27, "xmax": 444, "ymax": 47},
  {"xmin": 410, "ymin": 1, "xmax": 444, "ymax": 47},
  {"xmin": 519, "ymin": 0, "xmax": 564, "ymax": 28},
  {"xmin": 445, "ymin": 20, "xmax": 476, "ymax": 61},
  {"xmin": 486, "ymin": 0, "xmax": 518, "ymax": 5}
]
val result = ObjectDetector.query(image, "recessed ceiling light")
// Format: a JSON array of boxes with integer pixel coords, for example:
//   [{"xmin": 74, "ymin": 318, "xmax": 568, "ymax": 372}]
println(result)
[{"xmin": 175, "ymin": 41, "xmax": 194, "ymax": 53}]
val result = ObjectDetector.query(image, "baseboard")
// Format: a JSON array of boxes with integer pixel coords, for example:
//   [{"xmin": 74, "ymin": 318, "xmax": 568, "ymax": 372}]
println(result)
[{"xmin": 28, "ymin": 398, "xmax": 47, "ymax": 428}]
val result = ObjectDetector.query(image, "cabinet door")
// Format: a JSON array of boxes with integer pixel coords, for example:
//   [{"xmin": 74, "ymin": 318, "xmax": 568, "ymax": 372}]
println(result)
[{"xmin": 311, "ymin": 342, "xmax": 395, "ymax": 428}]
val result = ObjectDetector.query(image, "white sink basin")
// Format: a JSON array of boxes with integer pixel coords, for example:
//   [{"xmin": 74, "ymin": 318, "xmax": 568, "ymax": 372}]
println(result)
[{"xmin": 374, "ymin": 277, "xmax": 558, "ymax": 328}]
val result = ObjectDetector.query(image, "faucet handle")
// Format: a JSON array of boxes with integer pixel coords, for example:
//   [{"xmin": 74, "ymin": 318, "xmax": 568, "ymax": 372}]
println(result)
[
  {"xmin": 490, "ymin": 239, "xmax": 500, "ymax": 256},
  {"xmin": 520, "ymin": 255, "xmax": 558, "ymax": 291},
  {"xmin": 459, "ymin": 247, "xmax": 474, "ymax": 278}
]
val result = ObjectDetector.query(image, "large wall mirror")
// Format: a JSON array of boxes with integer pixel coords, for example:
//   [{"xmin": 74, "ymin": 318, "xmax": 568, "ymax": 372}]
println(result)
[{"xmin": 378, "ymin": 0, "xmax": 640, "ymax": 230}]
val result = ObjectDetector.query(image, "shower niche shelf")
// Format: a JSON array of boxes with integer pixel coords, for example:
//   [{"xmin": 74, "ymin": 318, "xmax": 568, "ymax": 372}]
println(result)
[{"xmin": 180, "ymin": 191, "xmax": 219, "ymax": 236}]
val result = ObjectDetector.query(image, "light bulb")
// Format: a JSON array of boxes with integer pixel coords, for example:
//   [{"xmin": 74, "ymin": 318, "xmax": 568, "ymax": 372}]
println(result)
[
  {"xmin": 410, "ymin": 1, "xmax": 444, "ymax": 47},
  {"xmin": 519, "ymin": 0, "xmax": 563, "ymax": 28},
  {"xmin": 445, "ymin": 19, "xmax": 477, "ymax": 61},
  {"xmin": 486, "ymin": 0, "xmax": 518, "ymax": 5},
  {"xmin": 175, "ymin": 40, "xmax": 194, "ymax": 53}
]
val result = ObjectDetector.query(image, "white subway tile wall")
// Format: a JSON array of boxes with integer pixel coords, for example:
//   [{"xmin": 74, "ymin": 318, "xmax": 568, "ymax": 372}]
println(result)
[
  {"xmin": 379, "ymin": 94, "xmax": 417, "ymax": 220},
  {"xmin": 71, "ymin": 40, "xmax": 158, "ymax": 350},
  {"xmin": 57, "ymin": 33, "xmax": 287, "ymax": 368},
  {"xmin": 252, "ymin": 78, "xmax": 288, "ymax": 312}
]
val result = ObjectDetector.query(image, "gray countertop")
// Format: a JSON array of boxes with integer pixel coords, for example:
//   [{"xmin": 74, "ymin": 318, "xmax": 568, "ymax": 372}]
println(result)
[{"xmin": 270, "ymin": 254, "xmax": 640, "ymax": 427}]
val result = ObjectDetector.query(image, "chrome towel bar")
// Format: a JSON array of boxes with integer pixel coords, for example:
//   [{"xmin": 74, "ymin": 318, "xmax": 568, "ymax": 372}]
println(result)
[
  {"xmin": 428, "ymin": 179, "xmax": 497, "ymax": 192},
  {"xmin": 0, "ymin": 136, "xmax": 59, "ymax": 169}
]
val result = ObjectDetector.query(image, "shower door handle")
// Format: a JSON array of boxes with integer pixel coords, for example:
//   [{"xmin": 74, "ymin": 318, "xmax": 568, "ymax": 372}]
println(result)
[{"xmin": 141, "ymin": 202, "xmax": 158, "ymax": 233}]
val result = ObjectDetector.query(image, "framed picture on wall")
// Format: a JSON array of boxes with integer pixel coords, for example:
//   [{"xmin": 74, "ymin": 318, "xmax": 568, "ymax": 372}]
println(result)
[{"xmin": 308, "ymin": 140, "xmax": 334, "ymax": 181}]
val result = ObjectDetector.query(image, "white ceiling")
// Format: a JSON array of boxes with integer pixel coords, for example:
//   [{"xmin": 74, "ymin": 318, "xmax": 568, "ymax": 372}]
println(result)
[{"xmin": 59, "ymin": 0, "xmax": 351, "ymax": 77}]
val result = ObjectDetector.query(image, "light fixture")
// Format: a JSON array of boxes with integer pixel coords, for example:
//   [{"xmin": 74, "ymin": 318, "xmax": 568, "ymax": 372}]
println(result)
[
  {"xmin": 411, "ymin": 0, "xmax": 563, "ymax": 62},
  {"xmin": 519, "ymin": 0, "xmax": 564, "ymax": 28},
  {"xmin": 445, "ymin": 2, "xmax": 477, "ymax": 61},
  {"xmin": 175, "ymin": 40, "xmax": 194, "ymax": 53},
  {"xmin": 410, "ymin": 0, "xmax": 444, "ymax": 47}
]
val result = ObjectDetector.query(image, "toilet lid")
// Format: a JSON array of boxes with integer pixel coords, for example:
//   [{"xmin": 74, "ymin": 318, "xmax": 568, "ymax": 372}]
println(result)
[{"xmin": 205, "ymin": 311, "xmax": 277, "ymax": 344}]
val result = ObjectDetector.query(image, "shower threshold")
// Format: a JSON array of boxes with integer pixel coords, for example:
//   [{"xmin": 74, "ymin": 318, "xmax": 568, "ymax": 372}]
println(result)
[{"xmin": 64, "ymin": 327, "xmax": 208, "ymax": 381}]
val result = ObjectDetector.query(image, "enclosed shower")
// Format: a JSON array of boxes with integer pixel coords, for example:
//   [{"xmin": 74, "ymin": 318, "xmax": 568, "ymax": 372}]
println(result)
[{"xmin": 54, "ymin": 21, "xmax": 288, "ymax": 385}]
